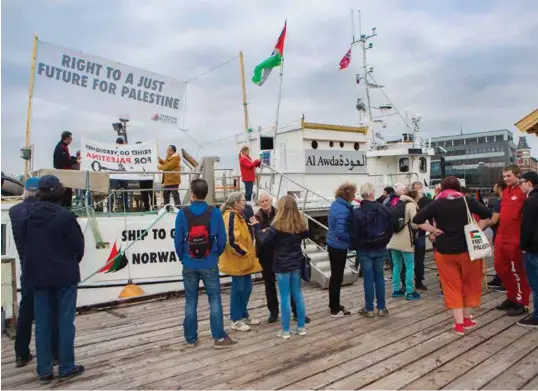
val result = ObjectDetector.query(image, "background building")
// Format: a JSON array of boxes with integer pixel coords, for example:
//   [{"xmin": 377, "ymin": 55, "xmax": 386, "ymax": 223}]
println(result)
[
  {"xmin": 517, "ymin": 136, "xmax": 538, "ymax": 172},
  {"xmin": 430, "ymin": 129, "xmax": 517, "ymax": 191}
]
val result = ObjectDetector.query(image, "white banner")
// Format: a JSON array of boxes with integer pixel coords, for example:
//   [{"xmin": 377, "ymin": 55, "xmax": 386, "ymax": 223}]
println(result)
[
  {"xmin": 304, "ymin": 150, "xmax": 367, "ymax": 174},
  {"xmin": 34, "ymin": 40, "xmax": 186, "ymax": 126},
  {"xmin": 81, "ymin": 139, "xmax": 158, "ymax": 180}
]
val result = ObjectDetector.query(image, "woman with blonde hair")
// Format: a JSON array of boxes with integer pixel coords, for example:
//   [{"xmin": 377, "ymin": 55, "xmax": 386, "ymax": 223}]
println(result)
[
  {"xmin": 327, "ymin": 181, "xmax": 357, "ymax": 317},
  {"xmin": 253, "ymin": 195, "xmax": 309, "ymax": 338},
  {"xmin": 238, "ymin": 146, "xmax": 261, "ymax": 202},
  {"xmin": 219, "ymin": 192, "xmax": 262, "ymax": 332}
]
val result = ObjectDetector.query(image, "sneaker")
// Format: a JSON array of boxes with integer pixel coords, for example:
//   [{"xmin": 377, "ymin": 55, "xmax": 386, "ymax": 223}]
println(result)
[
  {"xmin": 452, "ymin": 323, "xmax": 465, "ymax": 335},
  {"xmin": 331, "ymin": 306, "xmax": 351, "ymax": 317},
  {"xmin": 186, "ymin": 340, "xmax": 199, "ymax": 348},
  {"xmin": 406, "ymin": 292, "xmax": 421, "ymax": 301},
  {"xmin": 416, "ymin": 282, "xmax": 428, "ymax": 291},
  {"xmin": 291, "ymin": 327, "xmax": 307, "ymax": 336},
  {"xmin": 516, "ymin": 315, "xmax": 538, "ymax": 328},
  {"xmin": 392, "ymin": 290, "xmax": 405, "ymax": 298},
  {"xmin": 358, "ymin": 307, "xmax": 375, "ymax": 318},
  {"xmin": 39, "ymin": 374, "xmax": 54, "ymax": 384},
  {"xmin": 213, "ymin": 336, "xmax": 238, "ymax": 349},
  {"xmin": 59, "ymin": 365, "xmax": 85, "ymax": 380},
  {"xmin": 231, "ymin": 320, "xmax": 251, "ymax": 332},
  {"xmin": 268, "ymin": 313, "xmax": 278, "ymax": 323},
  {"xmin": 244, "ymin": 316, "xmax": 261, "ymax": 325},
  {"xmin": 494, "ymin": 285, "xmax": 507, "ymax": 293},
  {"xmin": 507, "ymin": 304, "xmax": 529, "ymax": 317},
  {"xmin": 377, "ymin": 308, "xmax": 389, "ymax": 317},
  {"xmin": 277, "ymin": 330, "xmax": 291, "ymax": 339},
  {"xmin": 496, "ymin": 299, "xmax": 518, "ymax": 311},
  {"xmin": 488, "ymin": 276, "xmax": 503, "ymax": 287},
  {"xmin": 293, "ymin": 315, "xmax": 311, "ymax": 324},
  {"xmin": 16, "ymin": 354, "xmax": 33, "ymax": 368},
  {"xmin": 463, "ymin": 317, "xmax": 477, "ymax": 329}
]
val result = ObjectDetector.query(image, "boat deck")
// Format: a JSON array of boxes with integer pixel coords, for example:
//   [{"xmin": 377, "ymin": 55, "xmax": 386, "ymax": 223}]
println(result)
[{"xmin": 2, "ymin": 254, "xmax": 537, "ymax": 390}]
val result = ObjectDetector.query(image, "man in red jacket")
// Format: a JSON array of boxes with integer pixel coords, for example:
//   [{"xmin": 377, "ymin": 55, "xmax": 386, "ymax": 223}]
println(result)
[{"xmin": 495, "ymin": 164, "xmax": 531, "ymax": 316}]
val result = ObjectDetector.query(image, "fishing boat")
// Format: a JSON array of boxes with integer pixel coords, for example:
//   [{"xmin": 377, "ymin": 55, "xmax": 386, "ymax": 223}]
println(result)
[{"xmin": 1, "ymin": 16, "xmax": 433, "ymax": 312}]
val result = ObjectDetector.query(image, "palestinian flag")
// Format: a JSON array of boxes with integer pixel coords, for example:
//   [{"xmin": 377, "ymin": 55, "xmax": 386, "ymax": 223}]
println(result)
[
  {"xmin": 252, "ymin": 21, "xmax": 287, "ymax": 86},
  {"xmin": 99, "ymin": 241, "xmax": 129, "ymax": 274}
]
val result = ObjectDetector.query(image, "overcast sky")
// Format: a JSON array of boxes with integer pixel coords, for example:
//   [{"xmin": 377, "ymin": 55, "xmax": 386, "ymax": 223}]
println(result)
[{"xmin": 2, "ymin": 0, "xmax": 538, "ymax": 175}]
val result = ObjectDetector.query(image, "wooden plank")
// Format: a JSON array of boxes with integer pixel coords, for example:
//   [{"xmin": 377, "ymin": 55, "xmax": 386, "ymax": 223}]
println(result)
[
  {"xmin": 445, "ymin": 329, "xmax": 538, "ymax": 390},
  {"xmin": 482, "ymin": 348, "xmax": 538, "ymax": 390},
  {"xmin": 522, "ymin": 375, "xmax": 538, "ymax": 390},
  {"xmin": 405, "ymin": 325, "xmax": 532, "ymax": 390},
  {"xmin": 362, "ymin": 314, "xmax": 523, "ymax": 390}
]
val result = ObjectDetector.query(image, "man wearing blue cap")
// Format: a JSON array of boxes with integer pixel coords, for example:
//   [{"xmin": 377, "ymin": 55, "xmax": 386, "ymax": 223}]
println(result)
[
  {"xmin": 9, "ymin": 178, "xmax": 59, "ymax": 368},
  {"xmin": 22, "ymin": 175, "xmax": 85, "ymax": 381}
]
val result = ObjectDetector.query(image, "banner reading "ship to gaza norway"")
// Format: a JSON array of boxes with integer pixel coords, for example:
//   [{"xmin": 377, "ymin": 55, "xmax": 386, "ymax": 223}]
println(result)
[
  {"xmin": 34, "ymin": 40, "xmax": 186, "ymax": 126},
  {"xmin": 80, "ymin": 139, "xmax": 158, "ymax": 180}
]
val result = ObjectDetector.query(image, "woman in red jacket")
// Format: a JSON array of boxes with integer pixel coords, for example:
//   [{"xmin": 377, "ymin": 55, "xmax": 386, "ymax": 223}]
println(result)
[{"xmin": 239, "ymin": 146, "xmax": 261, "ymax": 201}]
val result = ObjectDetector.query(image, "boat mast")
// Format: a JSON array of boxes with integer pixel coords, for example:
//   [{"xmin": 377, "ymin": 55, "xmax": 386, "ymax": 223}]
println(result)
[{"xmin": 239, "ymin": 51, "xmax": 250, "ymax": 132}]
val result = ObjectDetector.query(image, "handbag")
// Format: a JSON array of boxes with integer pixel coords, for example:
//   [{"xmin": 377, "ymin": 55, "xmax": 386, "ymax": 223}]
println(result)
[
  {"xmin": 462, "ymin": 196, "xmax": 492, "ymax": 261},
  {"xmin": 300, "ymin": 240, "xmax": 312, "ymax": 283}
]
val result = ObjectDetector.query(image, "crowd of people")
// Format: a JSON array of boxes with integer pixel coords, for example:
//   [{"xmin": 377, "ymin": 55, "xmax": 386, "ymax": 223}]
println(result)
[{"xmin": 10, "ymin": 144, "xmax": 538, "ymax": 382}]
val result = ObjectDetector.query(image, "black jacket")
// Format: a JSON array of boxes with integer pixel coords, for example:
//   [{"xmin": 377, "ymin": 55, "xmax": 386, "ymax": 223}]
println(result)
[
  {"xmin": 521, "ymin": 189, "xmax": 538, "ymax": 253},
  {"xmin": 256, "ymin": 227, "xmax": 309, "ymax": 274},
  {"xmin": 8, "ymin": 197, "xmax": 38, "ymax": 268},
  {"xmin": 416, "ymin": 196, "xmax": 432, "ymax": 238},
  {"xmin": 22, "ymin": 200, "xmax": 85, "ymax": 290},
  {"xmin": 255, "ymin": 207, "xmax": 277, "ymax": 268},
  {"xmin": 350, "ymin": 200, "xmax": 393, "ymax": 250}
]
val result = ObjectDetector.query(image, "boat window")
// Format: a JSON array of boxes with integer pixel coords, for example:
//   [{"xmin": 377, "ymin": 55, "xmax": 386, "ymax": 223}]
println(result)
[
  {"xmin": 419, "ymin": 157, "xmax": 427, "ymax": 173},
  {"xmin": 311, "ymin": 140, "xmax": 318, "ymax": 149},
  {"xmin": 399, "ymin": 158, "xmax": 410, "ymax": 173},
  {"xmin": 339, "ymin": 142, "xmax": 344, "ymax": 148},
  {"xmin": 260, "ymin": 136, "xmax": 274, "ymax": 150},
  {"xmin": 354, "ymin": 142, "xmax": 360, "ymax": 151},
  {"xmin": 329, "ymin": 141, "xmax": 334, "ymax": 147},
  {"xmin": 1, "ymin": 224, "xmax": 6, "ymax": 256}
]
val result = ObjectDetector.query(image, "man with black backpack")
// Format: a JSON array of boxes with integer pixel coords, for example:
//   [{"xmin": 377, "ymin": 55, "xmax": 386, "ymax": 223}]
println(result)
[
  {"xmin": 174, "ymin": 179, "xmax": 237, "ymax": 349},
  {"xmin": 351, "ymin": 183, "xmax": 393, "ymax": 317}
]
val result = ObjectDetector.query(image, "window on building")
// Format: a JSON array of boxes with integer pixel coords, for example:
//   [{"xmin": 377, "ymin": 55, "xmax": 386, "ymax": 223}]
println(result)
[
  {"xmin": 419, "ymin": 157, "xmax": 427, "ymax": 173},
  {"xmin": 495, "ymin": 135, "xmax": 503, "ymax": 142},
  {"xmin": 454, "ymin": 139, "xmax": 464, "ymax": 146},
  {"xmin": 399, "ymin": 158, "xmax": 410, "ymax": 173},
  {"xmin": 467, "ymin": 138, "xmax": 477, "ymax": 144},
  {"xmin": 478, "ymin": 137, "xmax": 486, "ymax": 144}
]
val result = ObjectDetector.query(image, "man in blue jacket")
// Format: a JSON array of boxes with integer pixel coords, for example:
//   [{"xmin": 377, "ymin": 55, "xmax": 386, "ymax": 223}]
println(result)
[
  {"xmin": 23, "ymin": 175, "xmax": 85, "ymax": 381},
  {"xmin": 351, "ymin": 183, "xmax": 393, "ymax": 318},
  {"xmin": 174, "ymin": 179, "xmax": 236, "ymax": 349},
  {"xmin": 9, "ymin": 178, "xmax": 58, "ymax": 368}
]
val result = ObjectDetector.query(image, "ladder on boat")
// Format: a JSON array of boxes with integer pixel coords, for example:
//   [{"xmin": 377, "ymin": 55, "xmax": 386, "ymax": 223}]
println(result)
[{"xmin": 254, "ymin": 164, "xmax": 359, "ymax": 289}]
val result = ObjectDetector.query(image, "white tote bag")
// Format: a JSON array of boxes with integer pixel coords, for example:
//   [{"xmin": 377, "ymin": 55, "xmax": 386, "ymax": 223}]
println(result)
[{"xmin": 462, "ymin": 197, "xmax": 492, "ymax": 261}]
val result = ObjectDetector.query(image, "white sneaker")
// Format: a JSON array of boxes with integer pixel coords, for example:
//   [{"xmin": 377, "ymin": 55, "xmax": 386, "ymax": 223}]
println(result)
[
  {"xmin": 291, "ymin": 327, "xmax": 306, "ymax": 336},
  {"xmin": 231, "ymin": 320, "xmax": 251, "ymax": 332},
  {"xmin": 244, "ymin": 316, "xmax": 261, "ymax": 325},
  {"xmin": 277, "ymin": 330, "xmax": 291, "ymax": 339}
]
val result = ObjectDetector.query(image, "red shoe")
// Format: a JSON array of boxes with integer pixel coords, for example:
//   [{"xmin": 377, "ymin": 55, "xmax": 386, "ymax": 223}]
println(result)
[
  {"xmin": 464, "ymin": 317, "xmax": 477, "ymax": 329},
  {"xmin": 452, "ymin": 323, "xmax": 465, "ymax": 335}
]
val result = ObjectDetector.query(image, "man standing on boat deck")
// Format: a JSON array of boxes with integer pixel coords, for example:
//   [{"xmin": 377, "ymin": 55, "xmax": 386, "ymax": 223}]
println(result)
[
  {"xmin": 158, "ymin": 145, "xmax": 181, "ymax": 207},
  {"xmin": 174, "ymin": 179, "xmax": 237, "ymax": 348},
  {"xmin": 9, "ymin": 177, "xmax": 59, "ymax": 368},
  {"xmin": 495, "ymin": 165, "xmax": 531, "ymax": 316},
  {"xmin": 52, "ymin": 131, "xmax": 80, "ymax": 208}
]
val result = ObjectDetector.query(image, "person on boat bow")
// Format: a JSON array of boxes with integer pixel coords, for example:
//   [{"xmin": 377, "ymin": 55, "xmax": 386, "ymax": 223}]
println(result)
[
  {"xmin": 238, "ymin": 146, "xmax": 261, "ymax": 202},
  {"xmin": 52, "ymin": 131, "xmax": 80, "ymax": 208}
]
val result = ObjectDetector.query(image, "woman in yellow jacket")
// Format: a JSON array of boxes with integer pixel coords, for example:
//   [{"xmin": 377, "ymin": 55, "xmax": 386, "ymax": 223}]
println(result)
[{"xmin": 220, "ymin": 192, "xmax": 262, "ymax": 332}]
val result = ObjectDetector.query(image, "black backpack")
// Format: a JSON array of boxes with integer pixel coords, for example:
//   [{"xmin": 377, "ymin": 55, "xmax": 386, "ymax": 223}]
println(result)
[
  {"xmin": 391, "ymin": 200, "xmax": 409, "ymax": 233},
  {"xmin": 360, "ymin": 207, "xmax": 391, "ymax": 246},
  {"xmin": 183, "ymin": 206, "xmax": 213, "ymax": 259}
]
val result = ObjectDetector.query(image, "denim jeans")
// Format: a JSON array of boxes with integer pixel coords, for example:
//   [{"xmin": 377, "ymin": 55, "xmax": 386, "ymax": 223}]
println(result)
[
  {"xmin": 34, "ymin": 286, "xmax": 77, "ymax": 377},
  {"xmin": 524, "ymin": 252, "xmax": 538, "ymax": 320},
  {"xmin": 183, "ymin": 267, "xmax": 227, "ymax": 343},
  {"xmin": 391, "ymin": 250, "xmax": 415, "ymax": 294},
  {"xmin": 276, "ymin": 269, "xmax": 306, "ymax": 331},
  {"xmin": 243, "ymin": 181, "xmax": 254, "ymax": 201},
  {"xmin": 358, "ymin": 249, "xmax": 387, "ymax": 311},
  {"xmin": 230, "ymin": 275, "xmax": 252, "ymax": 322},
  {"xmin": 15, "ymin": 280, "xmax": 59, "ymax": 360}
]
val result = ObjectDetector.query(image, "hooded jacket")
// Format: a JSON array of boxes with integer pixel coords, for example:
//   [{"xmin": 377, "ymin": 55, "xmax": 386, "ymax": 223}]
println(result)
[
  {"xmin": 521, "ymin": 188, "xmax": 538, "ymax": 253},
  {"xmin": 255, "ymin": 206, "xmax": 277, "ymax": 269},
  {"xmin": 387, "ymin": 195, "xmax": 419, "ymax": 253},
  {"xmin": 255, "ymin": 227, "xmax": 309, "ymax": 274},
  {"xmin": 158, "ymin": 152, "xmax": 181, "ymax": 186},
  {"xmin": 326, "ymin": 197, "xmax": 353, "ymax": 250},
  {"xmin": 22, "ymin": 200, "xmax": 84, "ymax": 290},
  {"xmin": 219, "ymin": 208, "xmax": 262, "ymax": 276}
]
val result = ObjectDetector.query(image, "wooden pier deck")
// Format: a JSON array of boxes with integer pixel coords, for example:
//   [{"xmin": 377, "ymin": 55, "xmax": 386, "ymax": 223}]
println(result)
[{"xmin": 1, "ymin": 254, "xmax": 537, "ymax": 390}]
